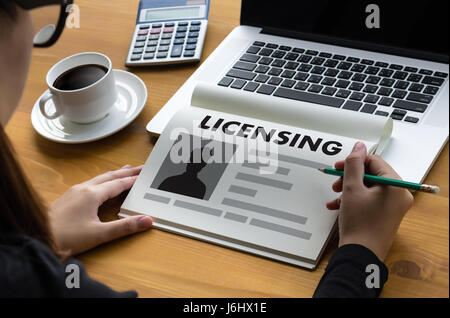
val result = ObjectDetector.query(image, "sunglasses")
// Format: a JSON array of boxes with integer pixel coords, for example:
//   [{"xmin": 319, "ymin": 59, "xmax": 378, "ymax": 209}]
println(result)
[{"xmin": 14, "ymin": 0, "xmax": 74, "ymax": 47}]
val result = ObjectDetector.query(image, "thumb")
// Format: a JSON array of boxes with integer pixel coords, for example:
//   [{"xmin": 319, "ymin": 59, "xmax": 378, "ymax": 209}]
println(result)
[
  {"xmin": 343, "ymin": 142, "xmax": 367, "ymax": 191},
  {"xmin": 99, "ymin": 215, "xmax": 153, "ymax": 243}
]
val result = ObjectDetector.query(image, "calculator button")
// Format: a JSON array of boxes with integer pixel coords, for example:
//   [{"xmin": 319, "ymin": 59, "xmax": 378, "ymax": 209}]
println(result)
[
  {"xmin": 138, "ymin": 29, "xmax": 148, "ymax": 36},
  {"xmin": 190, "ymin": 21, "xmax": 201, "ymax": 26},
  {"xmin": 190, "ymin": 26, "xmax": 201, "ymax": 32},
  {"xmin": 187, "ymin": 38, "xmax": 198, "ymax": 44},
  {"xmin": 174, "ymin": 38, "xmax": 185, "ymax": 45},
  {"xmin": 188, "ymin": 32, "xmax": 199, "ymax": 38},
  {"xmin": 171, "ymin": 45, "xmax": 183, "ymax": 58},
  {"xmin": 177, "ymin": 26, "xmax": 188, "ymax": 32},
  {"xmin": 158, "ymin": 46, "xmax": 169, "ymax": 52},
  {"xmin": 150, "ymin": 28, "xmax": 161, "ymax": 34},
  {"xmin": 163, "ymin": 27, "xmax": 174, "ymax": 33},
  {"xmin": 131, "ymin": 54, "xmax": 142, "ymax": 61},
  {"xmin": 152, "ymin": 23, "xmax": 162, "ymax": 28},
  {"xmin": 160, "ymin": 39, "xmax": 171, "ymax": 46},
  {"xmin": 184, "ymin": 50, "xmax": 196, "ymax": 57},
  {"xmin": 133, "ymin": 48, "xmax": 144, "ymax": 54},
  {"xmin": 139, "ymin": 25, "xmax": 150, "ymax": 29},
  {"xmin": 185, "ymin": 44, "xmax": 196, "ymax": 50},
  {"xmin": 161, "ymin": 34, "xmax": 172, "ymax": 39},
  {"xmin": 136, "ymin": 36, "xmax": 147, "ymax": 42},
  {"xmin": 149, "ymin": 34, "xmax": 159, "ymax": 40},
  {"xmin": 165, "ymin": 23, "xmax": 175, "ymax": 27},
  {"xmin": 144, "ymin": 53, "xmax": 155, "ymax": 60},
  {"xmin": 157, "ymin": 52, "xmax": 168, "ymax": 59},
  {"xmin": 145, "ymin": 47, "xmax": 156, "ymax": 53},
  {"xmin": 147, "ymin": 40, "xmax": 158, "ymax": 46},
  {"xmin": 178, "ymin": 22, "xmax": 188, "ymax": 26},
  {"xmin": 175, "ymin": 32, "xmax": 186, "ymax": 38},
  {"xmin": 134, "ymin": 42, "xmax": 145, "ymax": 48}
]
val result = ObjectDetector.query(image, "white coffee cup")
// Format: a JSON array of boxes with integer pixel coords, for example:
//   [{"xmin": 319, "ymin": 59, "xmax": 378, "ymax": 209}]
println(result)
[{"xmin": 39, "ymin": 52, "xmax": 118, "ymax": 124}]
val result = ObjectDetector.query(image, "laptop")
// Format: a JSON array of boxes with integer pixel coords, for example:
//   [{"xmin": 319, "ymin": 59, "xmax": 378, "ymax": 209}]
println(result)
[{"xmin": 147, "ymin": 0, "xmax": 449, "ymax": 183}]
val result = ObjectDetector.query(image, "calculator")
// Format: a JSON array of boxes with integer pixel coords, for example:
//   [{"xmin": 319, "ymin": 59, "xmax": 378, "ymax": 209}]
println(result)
[{"xmin": 125, "ymin": 0, "xmax": 210, "ymax": 67}]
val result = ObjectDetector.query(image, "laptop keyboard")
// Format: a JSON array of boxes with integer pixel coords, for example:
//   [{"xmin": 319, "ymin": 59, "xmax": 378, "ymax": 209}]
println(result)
[{"xmin": 218, "ymin": 41, "xmax": 449, "ymax": 124}]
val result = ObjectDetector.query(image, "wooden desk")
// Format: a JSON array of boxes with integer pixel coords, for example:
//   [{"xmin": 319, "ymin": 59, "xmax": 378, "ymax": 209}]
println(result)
[{"xmin": 6, "ymin": 0, "xmax": 449, "ymax": 298}]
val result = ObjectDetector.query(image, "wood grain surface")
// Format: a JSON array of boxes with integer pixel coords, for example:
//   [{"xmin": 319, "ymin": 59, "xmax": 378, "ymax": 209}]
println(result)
[{"xmin": 5, "ymin": 0, "xmax": 449, "ymax": 298}]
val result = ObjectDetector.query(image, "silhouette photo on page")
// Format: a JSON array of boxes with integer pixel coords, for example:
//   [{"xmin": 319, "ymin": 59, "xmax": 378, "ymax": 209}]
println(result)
[{"xmin": 157, "ymin": 149, "xmax": 209, "ymax": 200}]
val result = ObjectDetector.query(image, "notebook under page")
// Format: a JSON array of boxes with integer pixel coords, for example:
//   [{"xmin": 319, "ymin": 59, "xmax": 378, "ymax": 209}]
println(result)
[{"xmin": 120, "ymin": 83, "xmax": 393, "ymax": 269}]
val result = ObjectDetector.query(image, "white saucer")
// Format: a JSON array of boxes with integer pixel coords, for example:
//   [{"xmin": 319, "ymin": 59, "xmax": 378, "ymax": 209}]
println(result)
[{"xmin": 31, "ymin": 69, "xmax": 148, "ymax": 144}]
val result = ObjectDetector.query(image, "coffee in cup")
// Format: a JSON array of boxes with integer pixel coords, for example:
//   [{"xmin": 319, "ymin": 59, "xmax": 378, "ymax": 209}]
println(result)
[{"xmin": 39, "ymin": 52, "xmax": 118, "ymax": 124}]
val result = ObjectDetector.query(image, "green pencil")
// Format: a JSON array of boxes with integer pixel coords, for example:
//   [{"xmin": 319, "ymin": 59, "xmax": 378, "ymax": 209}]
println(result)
[{"xmin": 319, "ymin": 168, "xmax": 440, "ymax": 194}]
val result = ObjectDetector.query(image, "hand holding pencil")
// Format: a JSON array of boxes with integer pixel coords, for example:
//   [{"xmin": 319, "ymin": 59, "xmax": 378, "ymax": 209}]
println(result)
[{"xmin": 325, "ymin": 142, "xmax": 414, "ymax": 261}]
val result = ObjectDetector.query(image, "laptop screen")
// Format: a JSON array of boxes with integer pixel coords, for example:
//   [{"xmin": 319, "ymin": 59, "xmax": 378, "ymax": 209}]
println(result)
[{"xmin": 241, "ymin": 0, "xmax": 449, "ymax": 63}]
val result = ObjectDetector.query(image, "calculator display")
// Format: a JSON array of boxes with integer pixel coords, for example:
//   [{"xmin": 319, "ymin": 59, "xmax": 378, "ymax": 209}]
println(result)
[{"xmin": 144, "ymin": 6, "xmax": 201, "ymax": 21}]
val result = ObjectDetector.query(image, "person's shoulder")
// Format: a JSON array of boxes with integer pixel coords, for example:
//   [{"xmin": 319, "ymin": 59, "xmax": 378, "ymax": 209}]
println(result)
[{"xmin": 0, "ymin": 233, "xmax": 66, "ymax": 297}]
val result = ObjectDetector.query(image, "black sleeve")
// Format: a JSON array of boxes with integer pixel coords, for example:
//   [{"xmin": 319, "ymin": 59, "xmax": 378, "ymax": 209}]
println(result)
[
  {"xmin": 0, "ymin": 234, "xmax": 137, "ymax": 298},
  {"xmin": 313, "ymin": 244, "xmax": 389, "ymax": 298}
]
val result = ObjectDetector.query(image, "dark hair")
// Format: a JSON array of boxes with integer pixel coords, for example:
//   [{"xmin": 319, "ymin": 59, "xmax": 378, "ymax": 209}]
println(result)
[
  {"xmin": 0, "ymin": 0, "xmax": 17, "ymax": 19},
  {"xmin": 0, "ymin": 2, "xmax": 57, "ymax": 253},
  {"xmin": 0, "ymin": 126, "xmax": 56, "ymax": 251}
]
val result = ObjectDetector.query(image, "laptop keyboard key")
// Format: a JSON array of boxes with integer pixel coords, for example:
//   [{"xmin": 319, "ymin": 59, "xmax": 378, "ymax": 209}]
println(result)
[
  {"xmin": 308, "ymin": 84, "xmax": 324, "ymax": 93},
  {"xmin": 233, "ymin": 61, "xmax": 256, "ymax": 71},
  {"xmin": 366, "ymin": 76, "xmax": 381, "ymax": 84},
  {"xmin": 281, "ymin": 79, "xmax": 296, "ymax": 88},
  {"xmin": 255, "ymin": 74, "xmax": 270, "ymax": 83},
  {"xmin": 392, "ymin": 90, "xmax": 408, "ymax": 99},
  {"xmin": 409, "ymin": 83, "xmax": 424, "ymax": 92},
  {"xmin": 218, "ymin": 77, "xmax": 233, "ymax": 87},
  {"xmin": 306, "ymin": 50, "xmax": 319, "ymax": 56},
  {"xmin": 434, "ymin": 72, "xmax": 448, "ymax": 78},
  {"xmin": 226, "ymin": 69, "xmax": 256, "ymax": 81},
  {"xmin": 272, "ymin": 50, "xmax": 286, "ymax": 59},
  {"xmin": 273, "ymin": 87, "xmax": 345, "ymax": 108},
  {"xmin": 335, "ymin": 80, "xmax": 350, "ymax": 88},
  {"xmin": 324, "ymin": 60, "xmax": 339, "ymax": 68},
  {"xmin": 379, "ymin": 97, "xmax": 395, "ymax": 106},
  {"xmin": 394, "ymin": 99, "xmax": 428, "ymax": 113},
  {"xmin": 422, "ymin": 76, "xmax": 445, "ymax": 86},
  {"xmin": 343, "ymin": 100, "xmax": 363, "ymax": 111},
  {"xmin": 350, "ymin": 92, "xmax": 366, "ymax": 101},
  {"xmin": 337, "ymin": 62, "xmax": 352, "ymax": 70},
  {"xmin": 285, "ymin": 62, "xmax": 299, "ymax": 70},
  {"xmin": 259, "ymin": 57, "xmax": 273, "ymax": 65},
  {"xmin": 419, "ymin": 69, "xmax": 433, "ymax": 75},
  {"xmin": 272, "ymin": 59, "xmax": 286, "ymax": 67},
  {"xmin": 259, "ymin": 48, "xmax": 274, "ymax": 56},
  {"xmin": 364, "ymin": 94, "xmax": 380, "ymax": 104},
  {"xmin": 240, "ymin": 54, "xmax": 260, "ymax": 63},
  {"xmin": 294, "ymin": 82, "xmax": 310, "ymax": 91},
  {"xmin": 349, "ymin": 82, "xmax": 364, "ymax": 91},
  {"xmin": 361, "ymin": 104, "xmax": 377, "ymax": 114},
  {"xmin": 308, "ymin": 75, "xmax": 323, "ymax": 83},
  {"xmin": 244, "ymin": 82, "xmax": 260, "ymax": 92},
  {"xmin": 408, "ymin": 74, "xmax": 423, "ymax": 82},
  {"xmin": 281, "ymin": 70, "xmax": 296, "ymax": 78},
  {"xmin": 405, "ymin": 116, "xmax": 419, "ymax": 123},
  {"xmin": 285, "ymin": 53, "xmax": 299, "ymax": 61},
  {"xmin": 361, "ymin": 59, "xmax": 375, "ymax": 65},
  {"xmin": 253, "ymin": 41, "xmax": 265, "ymax": 47},
  {"xmin": 247, "ymin": 46, "xmax": 261, "ymax": 54},
  {"xmin": 379, "ymin": 69, "xmax": 394, "ymax": 77},
  {"xmin": 311, "ymin": 66, "xmax": 326, "ymax": 75},
  {"xmin": 322, "ymin": 77, "xmax": 337, "ymax": 86},
  {"xmin": 268, "ymin": 77, "xmax": 283, "ymax": 85},
  {"xmin": 336, "ymin": 89, "xmax": 351, "ymax": 98},
  {"xmin": 352, "ymin": 74, "xmax": 367, "ymax": 82},
  {"xmin": 424, "ymin": 86, "xmax": 439, "ymax": 95},
  {"xmin": 393, "ymin": 71, "xmax": 408, "ymax": 80},
  {"xmin": 380, "ymin": 78, "xmax": 395, "ymax": 87},
  {"xmin": 407, "ymin": 92, "xmax": 434, "ymax": 104},
  {"xmin": 257, "ymin": 84, "xmax": 276, "ymax": 95},
  {"xmin": 298, "ymin": 55, "xmax": 313, "ymax": 63},
  {"xmin": 322, "ymin": 87, "xmax": 337, "ymax": 96},
  {"xmin": 294, "ymin": 72, "xmax": 309, "ymax": 81},
  {"xmin": 363, "ymin": 85, "xmax": 378, "ymax": 93},
  {"xmin": 311, "ymin": 57, "xmax": 326, "ymax": 65},
  {"xmin": 231, "ymin": 80, "xmax": 247, "ymax": 89},
  {"xmin": 378, "ymin": 87, "xmax": 393, "ymax": 96},
  {"xmin": 395, "ymin": 81, "xmax": 410, "ymax": 89},
  {"xmin": 338, "ymin": 71, "xmax": 353, "ymax": 79},
  {"xmin": 375, "ymin": 110, "xmax": 389, "ymax": 117},
  {"xmin": 255, "ymin": 65, "xmax": 270, "ymax": 74},
  {"xmin": 325, "ymin": 69, "xmax": 339, "ymax": 77}
]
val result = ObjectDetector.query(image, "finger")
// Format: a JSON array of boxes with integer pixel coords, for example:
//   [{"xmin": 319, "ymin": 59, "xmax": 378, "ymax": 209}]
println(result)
[
  {"xmin": 342, "ymin": 142, "xmax": 368, "ymax": 191},
  {"xmin": 332, "ymin": 178, "xmax": 343, "ymax": 193},
  {"xmin": 334, "ymin": 160, "xmax": 345, "ymax": 171},
  {"xmin": 366, "ymin": 155, "xmax": 402, "ymax": 180},
  {"xmin": 121, "ymin": 164, "xmax": 132, "ymax": 169},
  {"xmin": 93, "ymin": 176, "xmax": 138, "ymax": 204},
  {"xmin": 326, "ymin": 197, "xmax": 341, "ymax": 210},
  {"xmin": 98, "ymin": 215, "xmax": 153, "ymax": 244},
  {"xmin": 83, "ymin": 165, "xmax": 143, "ymax": 186}
]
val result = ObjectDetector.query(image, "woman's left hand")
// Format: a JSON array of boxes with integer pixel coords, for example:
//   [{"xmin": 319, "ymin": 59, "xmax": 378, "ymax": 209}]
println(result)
[{"xmin": 48, "ymin": 165, "xmax": 153, "ymax": 257}]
